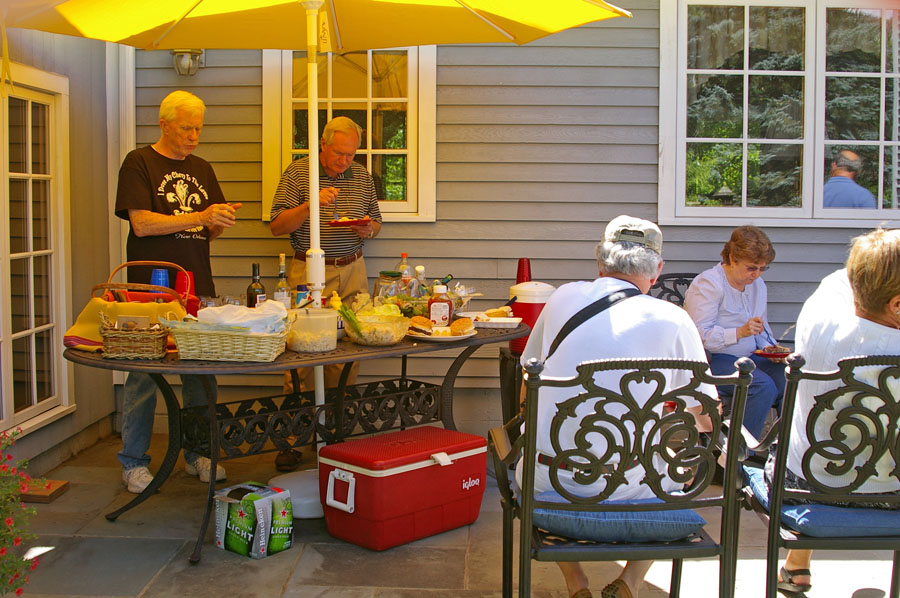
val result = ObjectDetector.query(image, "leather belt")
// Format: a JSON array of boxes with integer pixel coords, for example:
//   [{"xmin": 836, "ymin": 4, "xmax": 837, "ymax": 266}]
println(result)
[
  {"xmin": 294, "ymin": 248, "xmax": 362, "ymax": 267},
  {"xmin": 537, "ymin": 453, "xmax": 639, "ymax": 476}
]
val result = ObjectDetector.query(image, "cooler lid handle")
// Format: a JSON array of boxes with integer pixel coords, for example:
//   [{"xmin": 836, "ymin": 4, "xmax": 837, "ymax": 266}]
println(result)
[{"xmin": 431, "ymin": 452, "xmax": 453, "ymax": 466}]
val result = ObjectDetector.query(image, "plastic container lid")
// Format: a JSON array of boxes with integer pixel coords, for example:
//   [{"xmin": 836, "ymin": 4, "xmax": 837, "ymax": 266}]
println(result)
[
  {"xmin": 433, "ymin": 284, "xmax": 448, "ymax": 294},
  {"xmin": 510, "ymin": 281, "xmax": 556, "ymax": 302}
]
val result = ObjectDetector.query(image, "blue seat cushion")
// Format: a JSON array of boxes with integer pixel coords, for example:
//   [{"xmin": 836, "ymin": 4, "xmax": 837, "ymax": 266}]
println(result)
[
  {"xmin": 743, "ymin": 465, "xmax": 900, "ymax": 538},
  {"xmin": 531, "ymin": 491, "xmax": 706, "ymax": 543}
]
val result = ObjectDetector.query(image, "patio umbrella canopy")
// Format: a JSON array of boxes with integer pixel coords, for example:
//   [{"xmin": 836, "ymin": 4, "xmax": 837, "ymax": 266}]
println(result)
[{"xmin": 3, "ymin": 0, "xmax": 630, "ymax": 51}]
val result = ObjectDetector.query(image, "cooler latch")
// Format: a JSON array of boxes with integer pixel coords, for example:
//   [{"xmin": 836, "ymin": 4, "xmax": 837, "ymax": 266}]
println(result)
[
  {"xmin": 431, "ymin": 452, "xmax": 453, "ymax": 466},
  {"xmin": 326, "ymin": 468, "xmax": 356, "ymax": 513}
]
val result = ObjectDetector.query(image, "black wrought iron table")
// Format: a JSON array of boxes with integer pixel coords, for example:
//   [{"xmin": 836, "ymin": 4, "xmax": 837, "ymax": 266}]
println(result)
[{"xmin": 63, "ymin": 323, "xmax": 528, "ymax": 562}]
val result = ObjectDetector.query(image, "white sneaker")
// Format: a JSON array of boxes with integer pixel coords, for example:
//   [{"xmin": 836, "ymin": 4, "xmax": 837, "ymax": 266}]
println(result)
[
  {"xmin": 122, "ymin": 466, "xmax": 155, "ymax": 494},
  {"xmin": 185, "ymin": 457, "xmax": 226, "ymax": 483}
]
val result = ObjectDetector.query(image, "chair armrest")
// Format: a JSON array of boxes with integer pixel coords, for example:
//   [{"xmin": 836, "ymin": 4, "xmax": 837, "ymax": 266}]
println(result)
[{"xmin": 744, "ymin": 417, "xmax": 780, "ymax": 455}]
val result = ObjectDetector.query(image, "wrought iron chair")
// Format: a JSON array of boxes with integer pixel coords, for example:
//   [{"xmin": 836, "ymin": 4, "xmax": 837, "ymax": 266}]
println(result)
[
  {"xmin": 489, "ymin": 356, "xmax": 755, "ymax": 598},
  {"xmin": 648, "ymin": 273, "xmax": 697, "ymax": 307},
  {"xmin": 742, "ymin": 354, "xmax": 900, "ymax": 598}
]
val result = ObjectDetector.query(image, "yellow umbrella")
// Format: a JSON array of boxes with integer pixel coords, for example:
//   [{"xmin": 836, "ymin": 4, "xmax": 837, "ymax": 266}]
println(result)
[{"xmin": 3, "ymin": 0, "xmax": 630, "ymax": 51}]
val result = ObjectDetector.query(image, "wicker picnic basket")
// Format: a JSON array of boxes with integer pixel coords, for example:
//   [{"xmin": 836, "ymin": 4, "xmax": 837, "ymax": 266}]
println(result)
[
  {"xmin": 99, "ymin": 313, "xmax": 169, "ymax": 360},
  {"xmin": 170, "ymin": 326, "xmax": 287, "ymax": 362}
]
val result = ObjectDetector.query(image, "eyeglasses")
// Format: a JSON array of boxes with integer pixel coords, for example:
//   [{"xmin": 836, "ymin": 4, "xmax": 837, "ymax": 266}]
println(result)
[{"xmin": 744, "ymin": 264, "xmax": 770, "ymax": 273}]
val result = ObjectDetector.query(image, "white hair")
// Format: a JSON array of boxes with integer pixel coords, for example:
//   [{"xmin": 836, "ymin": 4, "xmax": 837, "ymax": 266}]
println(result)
[{"xmin": 596, "ymin": 241, "xmax": 662, "ymax": 278}]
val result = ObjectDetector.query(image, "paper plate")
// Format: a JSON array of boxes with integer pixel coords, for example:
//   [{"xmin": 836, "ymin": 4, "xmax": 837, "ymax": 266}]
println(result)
[
  {"xmin": 407, "ymin": 329, "xmax": 476, "ymax": 342},
  {"xmin": 328, "ymin": 218, "xmax": 370, "ymax": 227}
]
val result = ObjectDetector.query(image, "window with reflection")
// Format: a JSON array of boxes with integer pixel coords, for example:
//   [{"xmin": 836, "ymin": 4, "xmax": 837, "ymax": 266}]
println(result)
[
  {"xmin": 673, "ymin": 2, "xmax": 899, "ymax": 221},
  {"xmin": 3, "ymin": 88, "xmax": 59, "ymax": 422},
  {"xmin": 290, "ymin": 50, "xmax": 411, "ymax": 202}
]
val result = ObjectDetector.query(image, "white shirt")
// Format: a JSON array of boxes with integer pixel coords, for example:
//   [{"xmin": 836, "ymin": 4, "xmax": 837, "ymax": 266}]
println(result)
[
  {"xmin": 517, "ymin": 277, "xmax": 715, "ymax": 500},
  {"xmin": 684, "ymin": 263, "xmax": 776, "ymax": 356},
  {"xmin": 789, "ymin": 268, "xmax": 900, "ymax": 492}
]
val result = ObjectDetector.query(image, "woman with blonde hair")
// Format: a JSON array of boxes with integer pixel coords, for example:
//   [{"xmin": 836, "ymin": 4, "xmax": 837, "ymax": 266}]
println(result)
[{"xmin": 685, "ymin": 225, "xmax": 784, "ymax": 440}]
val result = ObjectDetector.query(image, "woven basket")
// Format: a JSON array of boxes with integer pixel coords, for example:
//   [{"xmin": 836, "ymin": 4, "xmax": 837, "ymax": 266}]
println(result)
[
  {"xmin": 100, "ymin": 314, "xmax": 169, "ymax": 360},
  {"xmin": 171, "ymin": 327, "xmax": 287, "ymax": 362}
]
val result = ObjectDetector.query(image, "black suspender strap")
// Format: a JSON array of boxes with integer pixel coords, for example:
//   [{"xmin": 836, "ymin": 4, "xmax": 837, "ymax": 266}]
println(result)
[{"xmin": 544, "ymin": 287, "xmax": 641, "ymax": 361}]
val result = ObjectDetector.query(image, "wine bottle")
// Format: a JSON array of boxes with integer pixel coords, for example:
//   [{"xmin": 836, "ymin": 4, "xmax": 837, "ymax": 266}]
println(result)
[
  {"xmin": 273, "ymin": 253, "xmax": 291, "ymax": 309},
  {"xmin": 247, "ymin": 263, "xmax": 267, "ymax": 308}
]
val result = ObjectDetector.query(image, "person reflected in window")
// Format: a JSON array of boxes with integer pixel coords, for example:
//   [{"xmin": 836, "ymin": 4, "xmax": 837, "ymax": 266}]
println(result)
[
  {"xmin": 823, "ymin": 149, "xmax": 877, "ymax": 209},
  {"xmin": 684, "ymin": 225, "xmax": 784, "ymax": 442}
]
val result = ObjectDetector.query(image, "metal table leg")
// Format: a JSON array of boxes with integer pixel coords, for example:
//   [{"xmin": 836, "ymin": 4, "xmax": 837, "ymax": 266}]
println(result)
[
  {"xmin": 106, "ymin": 373, "xmax": 182, "ymax": 521},
  {"xmin": 190, "ymin": 374, "xmax": 218, "ymax": 564},
  {"xmin": 440, "ymin": 345, "xmax": 479, "ymax": 431}
]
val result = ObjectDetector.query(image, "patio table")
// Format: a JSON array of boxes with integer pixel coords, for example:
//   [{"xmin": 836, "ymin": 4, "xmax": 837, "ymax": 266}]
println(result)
[{"xmin": 63, "ymin": 323, "xmax": 528, "ymax": 562}]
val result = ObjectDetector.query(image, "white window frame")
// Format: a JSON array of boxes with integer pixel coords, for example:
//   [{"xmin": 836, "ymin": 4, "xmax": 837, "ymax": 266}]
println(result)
[
  {"xmin": 659, "ymin": 0, "xmax": 900, "ymax": 227},
  {"xmin": 261, "ymin": 47, "xmax": 436, "ymax": 222},
  {"xmin": 0, "ymin": 61, "xmax": 76, "ymax": 435}
]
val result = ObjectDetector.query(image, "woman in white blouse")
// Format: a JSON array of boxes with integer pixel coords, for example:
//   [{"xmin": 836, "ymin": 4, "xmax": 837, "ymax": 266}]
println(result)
[{"xmin": 684, "ymin": 225, "xmax": 784, "ymax": 439}]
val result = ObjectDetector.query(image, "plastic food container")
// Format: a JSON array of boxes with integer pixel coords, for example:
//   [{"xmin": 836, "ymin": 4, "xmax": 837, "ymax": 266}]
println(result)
[
  {"xmin": 344, "ymin": 314, "xmax": 410, "ymax": 346},
  {"xmin": 287, "ymin": 308, "xmax": 338, "ymax": 352}
]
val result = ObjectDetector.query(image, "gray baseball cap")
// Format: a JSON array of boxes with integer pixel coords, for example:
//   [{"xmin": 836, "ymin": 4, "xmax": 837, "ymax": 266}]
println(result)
[{"xmin": 604, "ymin": 215, "xmax": 663, "ymax": 254}]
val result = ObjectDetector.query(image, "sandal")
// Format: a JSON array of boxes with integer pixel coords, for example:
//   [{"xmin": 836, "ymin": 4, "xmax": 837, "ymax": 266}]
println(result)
[
  {"xmin": 600, "ymin": 579, "xmax": 633, "ymax": 598},
  {"xmin": 777, "ymin": 566, "xmax": 812, "ymax": 596},
  {"xmin": 274, "ymin": 448, "xmax": 303, "ymax": 472}
]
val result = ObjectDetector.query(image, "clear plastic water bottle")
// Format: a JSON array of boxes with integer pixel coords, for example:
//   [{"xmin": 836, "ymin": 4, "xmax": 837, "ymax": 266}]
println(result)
[{"xmin": 395, "ymin": 252, "xmax": 414, "ymax": 294}]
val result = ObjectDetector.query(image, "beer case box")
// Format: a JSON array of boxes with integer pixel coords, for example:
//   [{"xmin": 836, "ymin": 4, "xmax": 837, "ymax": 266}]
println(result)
[
  {"xmin": 318, "ymin": 426, "xmax": 487, "ymax": 551},
  {"xmin": 214, "ymin": 482, "xmax": 293, "ymax": 559}
]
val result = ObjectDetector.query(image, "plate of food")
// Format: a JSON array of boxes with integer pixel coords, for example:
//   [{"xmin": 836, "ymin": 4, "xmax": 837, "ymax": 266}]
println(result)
[
  {"xmin": 754, "ymin": 346, "xmax": 792, "ymax": 359},
  {"xmin": 328, "ymin": 216, "xmax": 371, "ymax": 227},
  {"xmin": 407, "ymin": 316, "xmax": 476, "ymax": 341},
  {"xmin": 457, "ymin": 307, "xmax": 521, "ymax": 328}
]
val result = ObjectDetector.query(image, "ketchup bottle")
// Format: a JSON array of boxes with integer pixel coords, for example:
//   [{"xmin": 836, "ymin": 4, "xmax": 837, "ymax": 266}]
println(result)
[{"xmin": 428, "ymin": 284, "xmax": 454, "ymax": 327}]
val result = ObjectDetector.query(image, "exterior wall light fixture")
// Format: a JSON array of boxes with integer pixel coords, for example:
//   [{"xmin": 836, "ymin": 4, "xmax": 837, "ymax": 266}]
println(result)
[{"xmin": 172, "ymin": 49, "xmax": 204, "ymax": 76}]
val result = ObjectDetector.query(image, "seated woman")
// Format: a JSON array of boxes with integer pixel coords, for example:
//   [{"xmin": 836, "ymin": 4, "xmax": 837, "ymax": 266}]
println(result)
[
  {"xmin": 772, "ymin": 227, "xmax": 900, "ymax": 596},
  {"xmin": 684, "ymin": 225, "xmax": 784, "ymax": 440}
]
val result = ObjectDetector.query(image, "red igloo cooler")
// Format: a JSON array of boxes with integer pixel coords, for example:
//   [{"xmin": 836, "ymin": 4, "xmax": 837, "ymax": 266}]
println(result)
[{"xmin": 318, "ymin": 426, "xmax": 487, "ymax": 551}]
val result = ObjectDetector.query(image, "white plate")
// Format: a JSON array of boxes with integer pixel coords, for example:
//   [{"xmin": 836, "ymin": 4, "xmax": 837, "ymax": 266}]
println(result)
[
  {"xmin": 407, "ymin": 329, "xmax": 477, "ymax": 341},
  {"xmin": 455, "ymin": 312, "xmax": 522, "ymax": 328}
]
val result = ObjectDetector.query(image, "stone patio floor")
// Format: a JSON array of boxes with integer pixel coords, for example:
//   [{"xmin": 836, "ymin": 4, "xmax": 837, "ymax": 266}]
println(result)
[{"xmin": 18, "ymin": 433, "xmax": 896, "ymax": 598}]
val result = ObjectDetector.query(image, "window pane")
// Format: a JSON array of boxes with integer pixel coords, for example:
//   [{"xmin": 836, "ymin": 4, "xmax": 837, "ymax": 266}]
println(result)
[
  {"xmin": 9, "ymin": 97, "xmax": 26, "ymax": 173},
  {"xmin": 333, "ymin": 53, "xmax": 367, "ymax": 98},
  {"xmin": 887, "ymin": 78, "xmax": 898, "ymax": 142},
  {"xmin": 687, "ymin": 74, "xmax": 743, "ymax": 138},
  {"xmin": 825, "ymin": 76, "xmax": 881, "ymax": 140},
  {"xmin": 33, "ymin": 179, "xmax": 50, "ymax": 251},
  {"xmin": 34, "ymin": 255, "xmax": 51, "ymax": 328},
  {"xmin": 749, "ymin": 75, "xmax": 803, "ymax": 139},
  {"xmin": 888, "ymin": 11, "xmax": 898, "ymax": 74},
  {"xmin": 12, "ymin": 336, "xmax": 32, "ymax": 414},
  {"xmin": 331, "ymin": 108, "xmax": 368, "ymax": 150},
  {"xmin": 886, "ymin": 146, "xmax": 899, "ymax": 208},
  {"xmin": 749, "ymin": 7, "xmax": 804, "ymax": 71},
  {"xmin": 747, "ymin": 144, "xmax": 802, "ymax": 207},
  {"xmin": 372, "ymin": 51, "xmax": 407, "ymax": 98},
  {"xmin": 688, "ymin": 6, "xmax": 744, "ymax": 70},
  {"xmin": 827, "ymin": 8, "xmax": 881, "ymax": 73},
  {"xmin": 372, "ymin": 155, "xmax": 407, "ymax": 202},
  {"xmin": 35, "ymin": 330, "xmax": 54, "ymax": 404},
  {"xmin": 685, "ymin": 142, "xmax": 743, "ymax": 207},
  {"xmin": 823, "ymin": 145, "xmax": 879, "ymax": 205},
  {"xmin": 31, "ymin": 102, "xmax": 49, "ymax": 175},
  {"xmin": 292, "ymin": 106, "xmax": 327, "ymax": 150},
  {"xmin": 10, "ymin": 258, "xmax": 29, "ymax": 334},
  {"xmin": 373, "ymin": 103, "xmax": 406, "ymax": 150},
  {"xmin": 9, "ymin": 179, "xmax": 27, "ymax": 254},
  {"xmin": 291, "ymin": 52, "xmax": 327, "ymax": 98}
]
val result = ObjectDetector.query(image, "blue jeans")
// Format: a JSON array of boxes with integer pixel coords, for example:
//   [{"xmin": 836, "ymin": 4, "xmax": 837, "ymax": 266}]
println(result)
[
  {"xmin": 117, "ymin": 372, "xmax": 216, "ymax": 471},
  {"xmin": 709, "ymin": 352, "xmax": 785, "ymax": 439}
]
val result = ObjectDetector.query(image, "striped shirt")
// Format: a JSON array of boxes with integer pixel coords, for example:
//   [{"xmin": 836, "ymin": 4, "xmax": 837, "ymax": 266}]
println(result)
[{"xmin": 270, "ymin": 157, "xmax": 382, "ymax": 257}]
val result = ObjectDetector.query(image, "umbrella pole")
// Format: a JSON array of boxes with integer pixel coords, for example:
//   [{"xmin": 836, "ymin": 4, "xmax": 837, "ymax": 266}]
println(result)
[{"xmin": 286, "ymin": 0, "xmax": 327, "ymax": 521}]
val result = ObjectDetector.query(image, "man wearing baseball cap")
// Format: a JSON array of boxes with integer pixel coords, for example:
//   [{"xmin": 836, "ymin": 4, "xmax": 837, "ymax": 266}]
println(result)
[{"xmin": 518, "ymin": 215, "xmax": 716, "ymax": 598}]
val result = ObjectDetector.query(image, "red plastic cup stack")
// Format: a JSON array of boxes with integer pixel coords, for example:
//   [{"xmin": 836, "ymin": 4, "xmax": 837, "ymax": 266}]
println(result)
[
  {"xmin": 174, "ymin": 270, "xmax": 195, "ymax": 296},
  {"xmin": 516, "ymin": 258, "xmax": 532, "ymax": 284}
]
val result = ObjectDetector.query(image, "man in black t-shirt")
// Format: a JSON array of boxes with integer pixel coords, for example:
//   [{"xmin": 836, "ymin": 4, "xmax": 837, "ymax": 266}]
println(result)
[{"xmin": 114, "ymin": 90, "xmax": 242, "ymax": 493}]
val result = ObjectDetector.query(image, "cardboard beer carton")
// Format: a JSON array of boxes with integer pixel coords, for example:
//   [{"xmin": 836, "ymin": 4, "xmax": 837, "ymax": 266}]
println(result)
[{"xmin": 214, "ymin": 481, "xmax": 293, "ymax": 559}]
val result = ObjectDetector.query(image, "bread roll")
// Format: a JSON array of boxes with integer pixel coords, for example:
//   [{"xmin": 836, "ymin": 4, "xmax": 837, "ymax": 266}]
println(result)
[
  {"xmin": 484, "ymin": 306, "xmax": 512, "ymax": 318},
  {"xmin": 409, "ymin": 316, "xmax": 433, "ymax": 335},
  {"xmin": 450, "ymin": 317, "xmax": 474, "ymax": 336}
]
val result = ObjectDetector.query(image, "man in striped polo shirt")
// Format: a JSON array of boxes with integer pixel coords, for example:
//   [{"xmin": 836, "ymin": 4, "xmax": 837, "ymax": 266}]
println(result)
[{"xmin": 269, "ymin": 116, "xmax": 382, "ymax": 470}]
